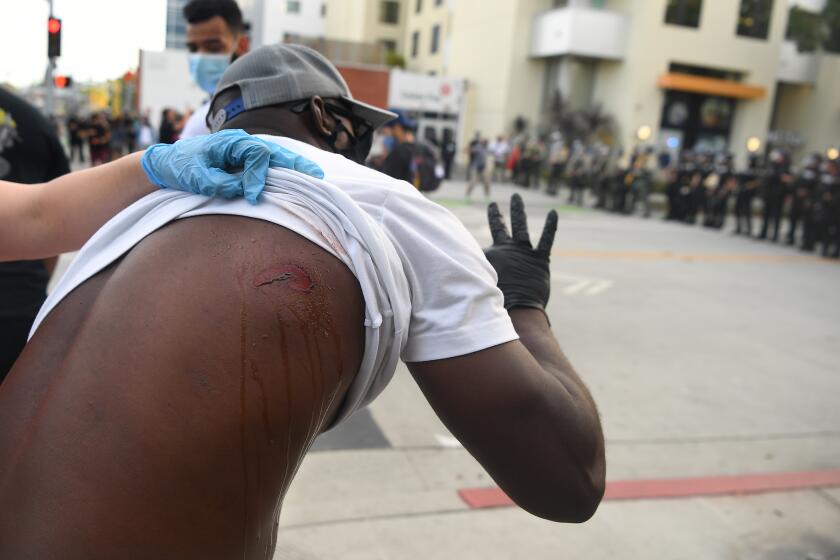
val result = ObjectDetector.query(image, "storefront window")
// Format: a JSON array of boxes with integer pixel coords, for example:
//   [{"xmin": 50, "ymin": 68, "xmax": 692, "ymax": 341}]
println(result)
[
  {"xmin": 737, "ymin": 0, "xmax": 774, "ymax": 40},
  {"xmin": 664, "ymin": 0, "xmax": 703, "ymax": 28}
]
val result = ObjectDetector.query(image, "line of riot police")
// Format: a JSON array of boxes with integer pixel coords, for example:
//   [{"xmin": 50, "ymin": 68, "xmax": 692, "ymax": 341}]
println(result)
[
  {"xmin": 564, "ymin": 145, "xmax": 840, "ymax": 258},
  {"xmin": 661, "ymin": 149, "xmax": 840, "ymax": 257}
]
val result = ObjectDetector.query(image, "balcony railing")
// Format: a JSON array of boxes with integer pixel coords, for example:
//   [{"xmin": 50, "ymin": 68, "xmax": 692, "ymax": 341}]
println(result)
[
  {"xmin": 530, "ymin": 5, "xmax": 627, "ymax": 60},
  {"xmin": 777, "ymin": 41, "xmax": 819, "ymax": 85}
]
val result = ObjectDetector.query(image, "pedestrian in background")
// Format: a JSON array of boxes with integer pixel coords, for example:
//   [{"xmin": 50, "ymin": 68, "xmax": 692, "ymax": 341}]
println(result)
[
  {"xmin": 786, "ymin": 153, "xmax": 821, "ymax": 245},
  {"xmin": 441, "ymin": 128, "xmax": 457, "ymax": 179},
  {"xmin": 66, "ymin": 115, "xmax": 85, "ymax": 164},
  {"xmin": 379, "ymin": 109, "xmax": 418, "ymax": 183},
  {"xmin": 88, "ymin": 112, "xmax": 112, "ymax": 166},
  {"xmin": 489, "ymin": 135, "xmax": 510, "ymax": 183},
  {"xmin": 546, "ymin": 132, "xmax": 567, "ymax": 196},
  {"xmin": 158, "ymin": 108, "xmax": 180, "ymax": 145},
  {"xmin": 757, "ymin": 150, "xmax": 791, "ymax": 242},
  {"xmin": 136, "ymin": 115, "xmax": 155, "ymax": 150},
  {"xmin": 466, "ymin": 138, "xmax": 491, "ymax": 202},
  {"xmin": 110, "ymin": 115, "xmax": 127, "ymax": 158}
]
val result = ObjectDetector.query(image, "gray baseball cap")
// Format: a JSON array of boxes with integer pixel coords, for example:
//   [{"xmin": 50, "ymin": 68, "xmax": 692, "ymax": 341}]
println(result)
[{"xmin": 207, "ymin": 43, "xmax": 396, "ymax": 132}]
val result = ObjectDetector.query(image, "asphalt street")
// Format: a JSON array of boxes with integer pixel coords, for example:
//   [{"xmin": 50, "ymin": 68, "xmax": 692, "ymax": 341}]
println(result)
[{"xmin": 47, "ymin": 179, "xmax": 840, "ymax": 559}]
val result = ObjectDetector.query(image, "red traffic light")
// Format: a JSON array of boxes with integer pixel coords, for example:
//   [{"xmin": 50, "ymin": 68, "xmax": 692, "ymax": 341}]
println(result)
[
  {"xmin": 48, "ymin": 17, "xmax": 61, "ymax": 34},
  {"xmin": 54, "ymin": 75, "xmax": 71, "ymax": 89}
]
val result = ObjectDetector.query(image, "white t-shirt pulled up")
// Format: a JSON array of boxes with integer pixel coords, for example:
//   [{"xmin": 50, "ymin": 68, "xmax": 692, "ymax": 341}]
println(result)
[{"xmin": 30, "ymin": 136, "xmax": 518, "ymax": 426}]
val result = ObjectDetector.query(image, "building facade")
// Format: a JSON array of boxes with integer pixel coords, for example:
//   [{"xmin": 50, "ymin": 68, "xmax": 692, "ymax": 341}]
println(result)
[
  {"xmin": 322, "ymin": 0, "xmax": 838, "ymax": 163},
  {"xmin": 252, "ymin": 0, "xmax": 327, "ymax": 46}
]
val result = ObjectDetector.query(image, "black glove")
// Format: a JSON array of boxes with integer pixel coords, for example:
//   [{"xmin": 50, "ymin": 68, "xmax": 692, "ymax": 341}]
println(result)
[{"xmin": 484, "ymin": 194, "xmax": 558, "ymax": 311}]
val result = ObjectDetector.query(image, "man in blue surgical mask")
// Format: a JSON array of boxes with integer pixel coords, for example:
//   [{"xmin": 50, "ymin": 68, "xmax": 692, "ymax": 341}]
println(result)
[{"xmin": 180, "ymin": 0, "xmax": 250, "ymax": 139}]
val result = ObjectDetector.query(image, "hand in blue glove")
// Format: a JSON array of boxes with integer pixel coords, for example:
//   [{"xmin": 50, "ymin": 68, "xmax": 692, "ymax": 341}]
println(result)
[{"xmin": 140, "ymin": 129, "xmax": 324, "ymax": 204}]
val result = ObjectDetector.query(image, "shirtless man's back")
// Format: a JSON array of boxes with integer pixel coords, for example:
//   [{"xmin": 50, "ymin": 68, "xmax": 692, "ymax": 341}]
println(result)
[{"xmin": 0, "ymin": 215, "xmax": 365, "ymax": 559}]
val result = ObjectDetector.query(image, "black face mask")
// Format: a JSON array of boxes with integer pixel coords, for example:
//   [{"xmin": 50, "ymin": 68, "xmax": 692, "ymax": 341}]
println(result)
[
  {"xmin": 286, "ymin": 100, "xmax": 374, "ymax": 165},
  {"xmin": 317, "ymin": 102, "xmax": 373, "ymax": 165},
  {"xmin": 325, "ymin": 118, "xmax": 372, "ymax": 165}
]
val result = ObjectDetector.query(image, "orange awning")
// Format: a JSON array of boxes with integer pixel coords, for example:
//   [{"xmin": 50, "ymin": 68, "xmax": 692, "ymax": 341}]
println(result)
[{"xmin": 658, "ymin": 72, "xmax": 766, "ymax": 100}]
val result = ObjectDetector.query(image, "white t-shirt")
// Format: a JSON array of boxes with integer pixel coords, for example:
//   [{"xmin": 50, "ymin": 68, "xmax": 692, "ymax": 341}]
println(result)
[
  {"xmin": 30, "ymin": 136, "xmax": 518, "ymax": 426},
  {"xmin": 179, "ymin": 101, "xmax": 211, "ymax": 139}
]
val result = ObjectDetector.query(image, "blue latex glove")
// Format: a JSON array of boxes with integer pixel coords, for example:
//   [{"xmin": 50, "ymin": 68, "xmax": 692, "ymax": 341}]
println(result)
[{"xmin": 140, "ymin": 129, "xmax": 324, "ymax": 204}]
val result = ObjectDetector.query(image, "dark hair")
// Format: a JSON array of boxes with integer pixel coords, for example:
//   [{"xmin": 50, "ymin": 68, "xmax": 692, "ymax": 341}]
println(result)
[{"xmin": 183, "ymin": 0, "xmax": 245, "ymax": 34}]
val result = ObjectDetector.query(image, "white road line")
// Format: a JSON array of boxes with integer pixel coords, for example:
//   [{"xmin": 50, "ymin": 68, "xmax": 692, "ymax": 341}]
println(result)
[
  {"xmin": 563, "ymin": 280, "xmax": 591, "ymax": 295},
  {"xmin": 585, "ymin": 280, "xmax": 614, "ymax": 296}
]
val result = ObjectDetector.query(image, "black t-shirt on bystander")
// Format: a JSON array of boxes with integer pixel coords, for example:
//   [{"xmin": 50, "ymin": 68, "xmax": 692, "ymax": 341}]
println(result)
[
  {"xmin": 0, "ymin": 86, "xmax": 70, "ymax": 320},
  {"xmin": 380, "ymin": 142, "xmax": 416, "ymax": 183}
]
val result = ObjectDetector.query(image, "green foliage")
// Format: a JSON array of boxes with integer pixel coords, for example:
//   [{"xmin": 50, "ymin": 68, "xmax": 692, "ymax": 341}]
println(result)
[
  {"xmin": 786, "ymin": 0, "xmax": 840, "ymax": 54},
  {"xmin": 384, "ymin": 50, "xmax": 406, "ymax": 68},
  {"xmin": 824, "ymin": 0, "xmax": 840, "ymax": 53},
  {"xmin": 786, "ymin": 6, "xmax": 822, "ymax": 52},
  {"xmin": 543, "ymin": 91, "xmax": 617, "ymax": 145}
]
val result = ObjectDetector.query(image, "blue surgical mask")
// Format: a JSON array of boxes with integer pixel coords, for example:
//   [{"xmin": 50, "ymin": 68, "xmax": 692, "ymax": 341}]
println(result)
[
  {"xmin": 383, "ymin": 135, "xmax": 396, "ymax": 151},
  {"xmin": 188, "ymin": 53, "xmax": 231, "ymax": 95}
]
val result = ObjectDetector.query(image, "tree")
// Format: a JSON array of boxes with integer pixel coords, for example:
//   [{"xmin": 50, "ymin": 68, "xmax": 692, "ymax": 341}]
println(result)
[
  {"xmin": 824, "ymin": 0, "xmax": 840, "ymax": 53},
  {"xmin": 786, "ymin": 0, "xmax": 840, "ymax": 54},
  {"xmin": 786, "ymin": 6, "xmax": 823, "ymax": 52},
  {"xmin": 572, "ymin": 102, "xmax": 617, "ymax": 145},
  {"xmin": 544, "ymin": 90, "xmax": 578, "ymax": 140}
]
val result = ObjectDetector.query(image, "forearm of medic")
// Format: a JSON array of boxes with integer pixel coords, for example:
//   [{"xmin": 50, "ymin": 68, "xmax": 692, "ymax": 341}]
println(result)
[{"xmin": 0, "ymin": 152, "xmax": 153, "ymax": 261}]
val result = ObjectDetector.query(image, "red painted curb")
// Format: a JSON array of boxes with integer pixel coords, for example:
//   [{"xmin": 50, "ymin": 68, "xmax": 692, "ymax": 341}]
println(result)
[{"xmin": 458, "ymin": 469, "xmax": 840, "ymax": 509}]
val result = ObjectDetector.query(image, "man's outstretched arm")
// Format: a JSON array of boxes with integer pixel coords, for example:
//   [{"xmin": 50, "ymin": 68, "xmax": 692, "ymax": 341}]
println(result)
[{"xmin": 407, "ymin": 195, "xmax": 605, "ymax": 523}]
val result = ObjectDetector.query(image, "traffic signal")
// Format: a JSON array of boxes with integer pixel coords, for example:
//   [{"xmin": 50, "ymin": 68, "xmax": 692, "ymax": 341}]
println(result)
[
  {"xmin": 54, "ymin": 75, "xmax": 72, "ymax": 89},
  {"xmin": 48, "ymin": 17, "xmax": 62, "ymax": 58}
]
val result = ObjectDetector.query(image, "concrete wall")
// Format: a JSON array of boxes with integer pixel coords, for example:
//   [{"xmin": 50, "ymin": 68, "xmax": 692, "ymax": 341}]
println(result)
[
  {"xmin": 260, "ymin": 0, "xmax": 326, "ymax": 45},
  {"xmin": 403, "ymin": 0, "xmax": 449, "ymax": 74},
  {"xmin": 447, "ymin": 0, "xmax": 551, "ymax": 147},
  {"xmin": 325, "ymin": 0, "xmax": 372, "ymax": 43},
  {"xmin": 773, "ymin": 54, "xmax": 840, "ymax": 157},
  {"xmin": 359, "ymin": 0, "xmax": 409, "ymax": 52}
]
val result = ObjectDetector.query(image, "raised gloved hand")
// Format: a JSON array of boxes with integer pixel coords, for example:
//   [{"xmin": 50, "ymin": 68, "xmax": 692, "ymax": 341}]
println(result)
[
  {"xmin": 484, "ymin": 193, "xmax": 558, "ymax": 311},
  {"xmin": 140, "ymin": 129, "xmax": 324, "ymax": 204}
]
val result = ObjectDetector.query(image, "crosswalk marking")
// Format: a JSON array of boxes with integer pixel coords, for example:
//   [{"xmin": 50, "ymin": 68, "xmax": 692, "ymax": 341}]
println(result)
[{"xmin": 553, "ymin": 274, "xmax": 615, "ymax": 297}]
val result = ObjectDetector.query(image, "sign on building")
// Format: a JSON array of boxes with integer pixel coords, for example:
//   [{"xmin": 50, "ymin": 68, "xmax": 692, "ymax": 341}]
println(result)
[{"xmin": 387, "ymin": 69, "xmax": 464, "ymax": 115}]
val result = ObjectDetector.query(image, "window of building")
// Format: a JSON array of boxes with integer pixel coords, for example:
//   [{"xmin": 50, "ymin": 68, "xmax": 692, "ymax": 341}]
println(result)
[
  {"xmin": 435, "ymin": 0, "xmax": 444, "ymax": 6},
  {"xmin": 664, "ymin": 0, "xmax": 703, "ymax": 28},
  {"xmin": 411, "ymin": 31, "xmax": 420, "ymax": 58},
  {"xmin": 416, "ymin": 0, "xmax": 422, "ymax": 13},
  {"xmin": 736, "ymin": 0, "xmax": 774, "ymax": 39},
  {"xmin": 286, "ymin": 0, "xmax": 301, "ymax": 14},
  {"xmin": 430, "ymin": 24, "xmax": 440, "ymax": 54},
  {"xmin": 380, "ymin": 0, "xmax": 400, "ymax": 24},
  {"xmin": 321, "ymin": 3, "xmax": 327, "ymax": 17},
  {"xmin": 381, "ymin": 39, "xmax": 397, "ymax": 52}
]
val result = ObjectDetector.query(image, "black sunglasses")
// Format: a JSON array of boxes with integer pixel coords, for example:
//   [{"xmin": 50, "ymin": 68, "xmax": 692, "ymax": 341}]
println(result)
[{"xmin": 287, "ymin": 99, "xmax": 374, "ymax": 142}]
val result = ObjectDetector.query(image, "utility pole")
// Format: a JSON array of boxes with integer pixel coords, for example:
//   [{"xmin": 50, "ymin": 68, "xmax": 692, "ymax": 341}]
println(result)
[{"xmin": 45, "ymin": 0, "xmax": 56, "ymax": 116}]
